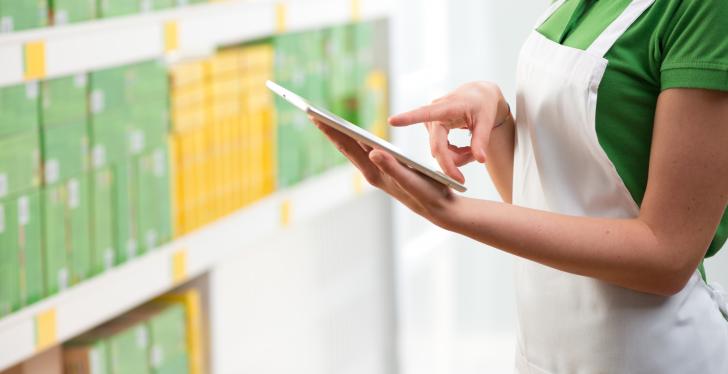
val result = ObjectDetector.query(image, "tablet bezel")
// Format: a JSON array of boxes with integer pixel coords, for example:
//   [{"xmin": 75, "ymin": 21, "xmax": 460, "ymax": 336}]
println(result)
[{"xmin": 266, "ymin": 80, "xmax": 467, "ymax": 193}]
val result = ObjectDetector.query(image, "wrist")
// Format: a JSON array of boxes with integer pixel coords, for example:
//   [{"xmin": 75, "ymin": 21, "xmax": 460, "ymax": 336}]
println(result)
[{"xmin": 431, "ymin": 194, "xmax": 466, "ymax": 232}]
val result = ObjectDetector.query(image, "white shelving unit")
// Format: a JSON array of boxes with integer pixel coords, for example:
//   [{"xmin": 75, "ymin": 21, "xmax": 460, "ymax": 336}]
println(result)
[
  {"xmin": 0, "ymin": 165, "xmax": 374, "ymax": 370},
  {"xmin": 0, "ymin": 0, "xmax": 390, "ymax": 369},
  {"xmin": 0, "ymin": 0, "xmax": 389, "ymax": 87}
]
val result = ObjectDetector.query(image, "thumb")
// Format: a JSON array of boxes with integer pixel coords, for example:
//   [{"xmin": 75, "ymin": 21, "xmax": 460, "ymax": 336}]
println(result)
[{"xmin": 469, "ymin": 121, "xmax": 491, "ymax": 163}]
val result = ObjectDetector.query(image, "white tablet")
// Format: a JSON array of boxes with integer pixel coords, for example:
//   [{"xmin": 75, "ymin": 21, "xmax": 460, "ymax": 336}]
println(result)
[{"xmin": 267, "ymin": 80, "xmax": 467, "ymax": 193}]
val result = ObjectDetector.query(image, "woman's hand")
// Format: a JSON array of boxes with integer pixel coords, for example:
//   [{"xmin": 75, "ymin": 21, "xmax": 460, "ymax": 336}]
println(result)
[
  {"xmin": 388, "ymin": 81, "xmax": 511, "ymax": 184},
  {"xmin": 311, "ymin": 119, "xmax": 459, "ymax": 228}
]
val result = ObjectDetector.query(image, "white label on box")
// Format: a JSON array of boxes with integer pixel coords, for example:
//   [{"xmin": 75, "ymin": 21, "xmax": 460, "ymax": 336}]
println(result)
[
  {"xmin": 0, "ymin": 174, "xmax": 8, "ymax": 198},
  {"xmin": 74, "ymin": 74, "xmax": 87, "ymax": 87},
  {"xmin": 17, "ymin": 196, "xmax": 29, "ymax": 226},
  {"xmin": 104, "ymin": 249, "xmax": 114, "ymax": 270},
  {"xmin": 0, "ymin": 17, "xmax": 13, "ymax": 32},
  {"xmin": 146, "ymin": 230, "xmax": 158, "ymax": 249},
  {"xmin": 68, "ymin": 179, "xmax": 80, "ymax": 209},
  {"xmin": 45, "ymin": 159, "xmax": 60, "ymax": 184},
  {"xmin": 129, "ymin": 130, "xmax": 145, "ymax": 154},
  {"xmin": 58, "ymin": 268, "xmax": 69, "ymax": 290},
  {"xmin": 91, "ymin": 90, "xmax": 105, "ymax": 114},
  {"xmin": 93, "ymin": 145, "xmax": 107, "ymax": 168},
  {"xmin": 153, "ymin": 150, "xmax": 165, "ymax": 176},
  {"xmin": 26, "ymin": 82, "xmax": 39, "ymax": 99},
  {"xmin": 127, "ymin": 239, "xmax": 138, "ymax": 258},
  {"xmin": 0, "ymin": 205, "xmax": 5, "ymax": 233},
  {"xmin": 136, "ymin": 327, "xmax": 148, "ymax": 348},
  {"xmin": 55, "ymin": 10, "xmax": 69, "ymax": 25},
  {"xmin": 151, "ymin": 346, "xmax": 163, "ymax": 367}
]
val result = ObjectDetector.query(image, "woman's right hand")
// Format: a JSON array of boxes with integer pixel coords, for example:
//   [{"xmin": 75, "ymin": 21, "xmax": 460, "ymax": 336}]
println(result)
[{"xmin": 388, "ymin": 81, "xmax": 511, "ymax": 184}]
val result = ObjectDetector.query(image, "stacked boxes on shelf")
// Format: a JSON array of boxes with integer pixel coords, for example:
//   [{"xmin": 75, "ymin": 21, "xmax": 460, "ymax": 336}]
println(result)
[
  {"xmin": 170, "ymin": 43, "xmax": 276, "ymax": 236},
  {"xmin": 0, "ymin": 0, "xmax": 48, "ymax": 32},
  {"xmin": 89, "ymin": 60, "xmax": 171, "ymax": 269},
  {"xmin": 239, "ymin": 44, "xmax": 276, "ymax": 203},
  {"xmin": 40, "ymin": 74, "xmax": 92, "ymax": 295},
  {"xmin": 273, "ymin": 30, "xmax": 328, "ymax": 187},
  {"xmin": 169, "ymin": 60, "xmax": 208, "ymax": 235},
  {"xmin": 62, "ymin": 288, "xmax": 203, "ymax": 374},
  {"xmin": 353, "ymin": 21, "xmax": 389, "ymax": 138},
  {"xmin": 206, "ymin": 51, "xmax": 243, "ymax": 220},
  {"xmin": 273, "ymin": 22, "xmax": 388, "ymax": 188},
  {"xmin": 0, "ymin": 83, "xmax": 44, "ymax": 317},
  {"xmin": 0, "ymin": 20, "xmax": 388, "ymax": 318}
]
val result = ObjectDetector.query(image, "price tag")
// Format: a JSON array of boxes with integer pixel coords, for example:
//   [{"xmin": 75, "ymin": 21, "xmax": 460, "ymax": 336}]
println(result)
[
  {"xmin": 351, "ymin": 0, "xmax": 362, "ymax": 21},
  {"xmin": 24, "ymin": 41, "xmax": 46, "ymax": 80},
  {"xmin": 280, "ymin": 199, "xmax": 291, "ymax": 227},
  {"xmin": 35, "ymin": 308, "xmax": 57, "ymax": 351},
  {"xmin": 172, "ymin": 250, "xmax": 188, "ymax": 284},
  {"xmin": 164, "ymin": 21, "xmax": 179, "ymax": 53},
  {"xmin": 275, "ymin": 3, "xmax": 287, "ymax": 33}
]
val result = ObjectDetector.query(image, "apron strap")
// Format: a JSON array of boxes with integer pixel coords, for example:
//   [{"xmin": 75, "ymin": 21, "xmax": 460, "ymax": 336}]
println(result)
[
  {"xmin": 586, "ymin": 0, "xmax": 655, "ymax": 57},
  {"xmin": 533, "ymin": 0, "xmax": 568, "ymax": 30}
]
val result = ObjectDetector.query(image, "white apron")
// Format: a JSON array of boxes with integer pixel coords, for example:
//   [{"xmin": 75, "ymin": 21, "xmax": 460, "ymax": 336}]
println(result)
[{"xmin": 512, "ymin": 1, "xmax": 728, "ymax": 373}]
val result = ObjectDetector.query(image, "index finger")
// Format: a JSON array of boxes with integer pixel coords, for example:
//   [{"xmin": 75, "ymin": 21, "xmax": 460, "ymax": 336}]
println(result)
[{"xmin": 388, "ymin": 102, "xmax": 457, "ymax": 127}]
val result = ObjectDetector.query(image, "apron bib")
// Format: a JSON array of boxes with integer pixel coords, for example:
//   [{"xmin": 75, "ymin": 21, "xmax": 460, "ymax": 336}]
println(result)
[{"xmin": 512, "ymin": 1, "xmax": 728, "ymax": 373}]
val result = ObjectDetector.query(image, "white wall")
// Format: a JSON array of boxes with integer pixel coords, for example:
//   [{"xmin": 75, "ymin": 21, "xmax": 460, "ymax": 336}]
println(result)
[{"xmin": 209, "ymin": 192, "xmax": 397, "ymax": 374}]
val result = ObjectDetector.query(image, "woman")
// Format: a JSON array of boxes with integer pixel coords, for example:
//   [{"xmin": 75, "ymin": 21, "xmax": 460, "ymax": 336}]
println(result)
[{"xmin": 314, "ymin": 0, "xmax": 728, "ymax": 372}]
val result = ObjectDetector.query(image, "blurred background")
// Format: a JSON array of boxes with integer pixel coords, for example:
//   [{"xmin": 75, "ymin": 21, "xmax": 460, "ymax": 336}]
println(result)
[{"xmin": 0, "ymin": 0, "xmax": 726, "ymax": 373}]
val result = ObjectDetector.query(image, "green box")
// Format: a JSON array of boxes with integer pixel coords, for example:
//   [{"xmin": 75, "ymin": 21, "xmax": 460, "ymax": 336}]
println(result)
[
  {"xmin": 91, "ymin": 62, "xmax": 169, "ymax": 162},
  {"xmin": 90, "ymin": 67, "xmax": 131, "ymax": 168},
  {"xmin": 273, "ymin": 33, "xmax": 306, "ymax": 187},
  {"xmin": 0, "ymin": 0, "xmax": 48, "ymax": 32},
  {"xmin": 0, "ymin": 82, "xmax": 40, "ymax": 137},
  {"xmin": 107, "ymin": 322, "xmax": 151, "ymax": 374},
  {"xmin": 0, "ymin": 196, "xmax": 19, "ymax": 317},
  {"xmin": 43, "ymin": 175, "xmax": 92, "ymax": 295},
  {"xmin": 90, "ymin": 167, "xmax": 116, "ymax": 275},
  {"xmin": 97, "ymin": 0, "xmax": 140, "ymax": 18},
  {"xmin": 41, "ymin": 74, "xmax": 88, "ymax": 128},
  {"xmin": 51, "ymin": 0, "xmax": 97, "ymax": 24},
  {"xmin": 134, "ymin": 148, "xmax": 171, "ymax": 254},
  {"xmin": 114, "ymin": 161, "xmax": 138, "ymax": 265},
  {"xmin": 148, "ymin": 304, "xmax": 189, "ymax": 374},
  {"xmin": 0, "ymin": 190, "xmax": 43, "ymax": 315},
  {"xmin": 140, "ymin": 0, "xmax": 176, "ymax": 12},
  {"xmin": 324, "ymin": 24, "xmax": 358, "ymax": 124},
  {"xmin": 41, "ymin": 121, "xmax": 89, "ymax": 185},
  {"xmin": 127, "ymin": 61, "xmax": 169, "ymax": 155},
  {"xmin": 0, "ymin": 130, "xmax": 42, "ymax": 199},
  {"xmin": 127, "ymin": 61, "xmax": 169, "ymax": 100}
]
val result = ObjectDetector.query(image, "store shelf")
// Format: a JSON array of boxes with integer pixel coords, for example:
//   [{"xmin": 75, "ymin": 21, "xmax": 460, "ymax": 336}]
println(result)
[
  {"xmin": 0, "ymin": 166, "xmax": 373, "ymax": 370},
  {"xmin": 0, "ymin": 0, "xmax": 389, "ymax": 87}
]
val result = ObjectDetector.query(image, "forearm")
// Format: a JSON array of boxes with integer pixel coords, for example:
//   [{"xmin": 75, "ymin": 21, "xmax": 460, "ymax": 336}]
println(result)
[
  {"xmin": 484, "ymin": 116, "xmax": 515, "ymax": 203},
  {"xmin": 444, "ymin": 197, "xmax": 703, "ymax": 296}
]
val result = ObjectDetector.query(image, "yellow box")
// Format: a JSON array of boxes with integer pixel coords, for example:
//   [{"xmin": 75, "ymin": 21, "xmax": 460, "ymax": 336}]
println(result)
[
  {"xmin": 170, "ymin": 65, "xmax": 205, "ymax": 90},
  {"xmin": 207, "ymin": 52, "xmax": 240, "ymax": 77}
]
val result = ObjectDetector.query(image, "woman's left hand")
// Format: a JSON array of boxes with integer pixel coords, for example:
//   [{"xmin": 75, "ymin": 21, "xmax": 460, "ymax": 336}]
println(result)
[{"xmin": 311, "ymin": 118, "xmax": 459, "ymax": 228}]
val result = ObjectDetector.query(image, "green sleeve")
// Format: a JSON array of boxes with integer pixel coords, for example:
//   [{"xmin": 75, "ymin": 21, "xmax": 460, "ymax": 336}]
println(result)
[{"xmin": 660, "ymin": 0, "xmax": 728, "ymax": 92}]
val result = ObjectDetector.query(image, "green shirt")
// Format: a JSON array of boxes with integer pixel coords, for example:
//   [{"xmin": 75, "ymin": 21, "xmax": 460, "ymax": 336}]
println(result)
[{"xmin": 537, "ymin": 0, "xmax": 728, "ymax": 259}]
